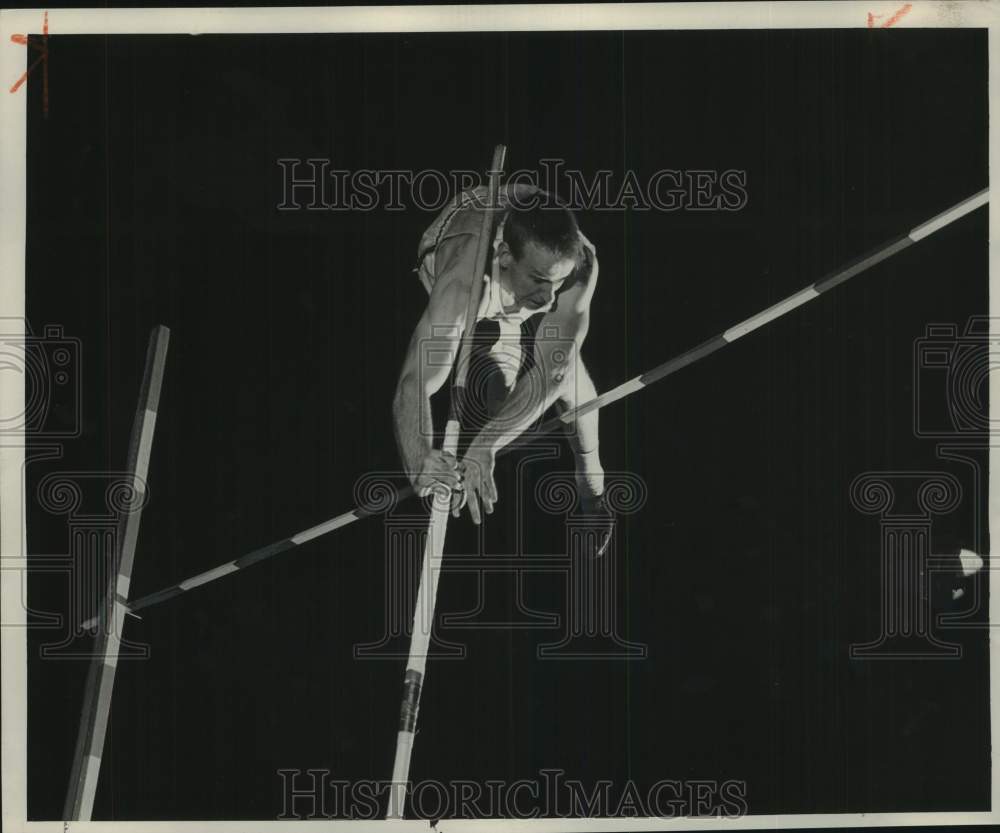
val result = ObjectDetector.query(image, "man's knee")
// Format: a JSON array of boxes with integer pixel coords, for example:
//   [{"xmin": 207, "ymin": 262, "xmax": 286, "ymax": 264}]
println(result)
[
  {"xmin": 552, "ymin": 359, "xmax": 581, "ymax": 409},
  {"xmin": 485, "ymin": 369, "xmax": 511, "ymax": 418}
]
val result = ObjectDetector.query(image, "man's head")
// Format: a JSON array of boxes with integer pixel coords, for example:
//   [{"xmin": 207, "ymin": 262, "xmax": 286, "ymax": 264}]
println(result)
[{"xmin": 497, "ymin": 201, "xmax": 582, "ymax": 311}]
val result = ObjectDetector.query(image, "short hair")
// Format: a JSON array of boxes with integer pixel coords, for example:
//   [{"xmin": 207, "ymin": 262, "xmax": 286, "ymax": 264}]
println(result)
[{"xmin": 502, "ymin": 199, "xmax": 582, "ymax": 264}]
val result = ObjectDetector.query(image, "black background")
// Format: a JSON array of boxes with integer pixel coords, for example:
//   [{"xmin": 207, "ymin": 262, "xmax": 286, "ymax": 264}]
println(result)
[{"xmin": 24, "ymin": 28, "xmax": 989, "ymax": 819}]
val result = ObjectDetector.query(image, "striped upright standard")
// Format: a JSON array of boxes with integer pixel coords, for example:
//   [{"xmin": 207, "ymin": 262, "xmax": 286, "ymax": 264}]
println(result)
[{"xmin": 64, "ymin": 326, "xmax": 170, "ymax": 821}]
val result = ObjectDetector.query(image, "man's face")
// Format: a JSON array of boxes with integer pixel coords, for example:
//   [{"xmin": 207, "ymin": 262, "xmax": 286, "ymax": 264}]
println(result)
[{"xmin": 498, "ymin": 240, "xmax": 576, "ymax": 310}]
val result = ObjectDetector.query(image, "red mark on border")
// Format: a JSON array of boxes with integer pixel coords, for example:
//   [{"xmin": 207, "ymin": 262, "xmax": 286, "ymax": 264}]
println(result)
[
  {"xmin": 9, "ymin": 10, "xmax": 49, "ymax": 117},
  {"xmin": 867, "ymin": 3, "xmax": 912, "ymax": 28}
]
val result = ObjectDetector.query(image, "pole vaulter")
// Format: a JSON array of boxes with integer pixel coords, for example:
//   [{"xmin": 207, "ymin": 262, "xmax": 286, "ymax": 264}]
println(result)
[{"xmin": 90, "ymin": 185, "xmax": 989, "ymax": 629}]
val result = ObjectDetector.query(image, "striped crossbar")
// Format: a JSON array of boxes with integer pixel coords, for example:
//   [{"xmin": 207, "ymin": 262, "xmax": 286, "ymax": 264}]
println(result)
[
  {"xmin": 104, "ymin": 484, "xmax": 415, "ymax": 619},
  {"xmin": 549, "ymin": 189, "xmax": 987, "ymax": 428},
  {"xmin": 116, "ymin": 187, "xmax": 988, "ymax": 620}
]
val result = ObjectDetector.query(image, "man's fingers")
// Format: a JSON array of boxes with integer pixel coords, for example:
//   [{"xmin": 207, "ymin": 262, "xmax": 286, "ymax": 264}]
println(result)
[
  {"xmin": 452, "ymin": 482, "xmax": 469, "ymax": 516},
  {"xmin": 481, "ymin": 472, "xmax": 496, "ymax": 512},
  {"xmin": 467, "ymin": 491, "xmax": 481, "ymax": 525}
]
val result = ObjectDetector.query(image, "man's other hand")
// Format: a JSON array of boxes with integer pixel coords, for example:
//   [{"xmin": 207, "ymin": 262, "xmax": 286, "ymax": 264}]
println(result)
[{"xmin": 453, "ymin": 446, "xmax": 497, "ymax": 524}]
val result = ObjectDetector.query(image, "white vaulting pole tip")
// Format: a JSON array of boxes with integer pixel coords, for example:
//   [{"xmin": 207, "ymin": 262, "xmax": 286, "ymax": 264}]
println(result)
[
  {"xmin": 958, "ymin": 548, "xmax": 985, "ymax": 577},
  {"xmin": 388, "ymin": 731, "xmax": 415, "ymax": 818}
]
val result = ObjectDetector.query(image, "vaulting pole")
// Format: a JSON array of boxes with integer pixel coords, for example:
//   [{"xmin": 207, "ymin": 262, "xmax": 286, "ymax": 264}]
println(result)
[
  {"xmin": 103, "ymin": 187, "xmax": 989, "ymax": 622},
  {"xmin": 386, "ymin": 144, "xmax": 507, "ymax": 819}
]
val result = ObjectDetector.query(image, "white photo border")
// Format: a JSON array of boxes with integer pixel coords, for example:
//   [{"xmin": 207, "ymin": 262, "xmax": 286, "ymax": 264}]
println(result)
[{"xmin": 1, "ymin": 3, "xmax": 996, "ymax": 831}]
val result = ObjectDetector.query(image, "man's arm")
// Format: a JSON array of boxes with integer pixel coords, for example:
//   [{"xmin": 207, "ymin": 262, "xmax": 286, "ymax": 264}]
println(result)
[{"xmin": 393, "ymin": 238, "xmax": 476, "ymax": 495}]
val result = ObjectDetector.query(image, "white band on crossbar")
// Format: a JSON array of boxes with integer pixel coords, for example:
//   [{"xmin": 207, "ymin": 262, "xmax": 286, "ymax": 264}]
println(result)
[{"xmin": 723, "ymin": 286, "xmax": 821, "ymax": 342}]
